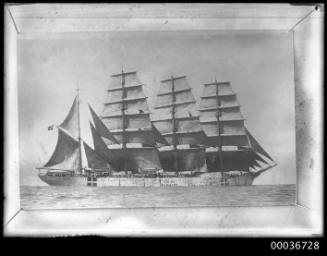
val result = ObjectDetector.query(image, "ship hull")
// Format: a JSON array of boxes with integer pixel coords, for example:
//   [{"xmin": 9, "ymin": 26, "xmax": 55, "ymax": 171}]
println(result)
[
  {"xmin": 39, "ymin": 172, "xmax": 260, "ymax": 187},
  {"xmin": 39, "ymin": 174, "xmax": 87, "ymax": 186}
]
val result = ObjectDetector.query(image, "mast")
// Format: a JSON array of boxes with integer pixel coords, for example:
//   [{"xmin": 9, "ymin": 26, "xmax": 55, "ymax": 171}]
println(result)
[
  {"xmin": 153, "ymin": 75, "xmax": 207, "ymax": 173},
  {"xmin": 98, "ymin": 69, "xmax": 162, "ymax": 172},
  {"xmin": 77, "ymin": 87, "xmax": 83, "ymax": 174},
  {"xmin": 199, "ymin": 80, "xmax": 276, "ymax": 173},
  {"xmin": 121, "ymin": 67, "xmax": 127, "ymax": 172},
  {"xmin": 101, "ymin": 70, "xmax": 156, "ymax": 146},
  {"xmin": 215, "ymin": 79, "xmax": 224, "ymax": 174},
  {"xmin": 40, "ymin": 95, "xmax": 84, "ymax": 173},
  {"xmin": 171, "ymin": 75, "xmax": 179, "ymax": 172}
]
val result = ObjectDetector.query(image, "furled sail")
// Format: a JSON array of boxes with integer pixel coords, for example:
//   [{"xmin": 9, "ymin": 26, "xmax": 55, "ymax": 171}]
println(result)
[
  {"xmin": 43, "ymin": 127, "xmax": 81, "ymax": 171},
  {"xmin": 199, "ymin": 81, "xmax": 249, "ymax": 147},
  {"xmin": 59, "ymin": 96, "xmax": 79, "ymax": 139}
]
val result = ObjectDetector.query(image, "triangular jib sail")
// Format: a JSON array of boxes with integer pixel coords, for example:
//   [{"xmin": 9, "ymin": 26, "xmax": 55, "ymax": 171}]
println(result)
[
  {"xmin": 89, "ymin": 104, "xmax": 118, "ymax": 145},
  {"xmin": 83, "ymin": 141, "xmax": 112, "ymax": 170},
  {"xmin": 245, "ymin": 128, "xmax": 274, "ymax": 163},
  {"xmin": 89, "ymin": 121, "xmax": 112, "ymax": 162}
]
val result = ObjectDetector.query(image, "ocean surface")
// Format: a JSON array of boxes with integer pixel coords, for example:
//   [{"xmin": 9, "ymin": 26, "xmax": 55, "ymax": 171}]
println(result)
[{"xmin": 20, "ymin": 184, "xmax": 296, "ymax": 210}]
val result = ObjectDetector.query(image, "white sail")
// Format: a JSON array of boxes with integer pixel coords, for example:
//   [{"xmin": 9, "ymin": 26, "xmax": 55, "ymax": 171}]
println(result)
[
  {"xmin": 43, "ymin": 127, "xmax": 80, "ymax": 171},
  {"xmin": 199, "ymin": 81, "xmax": 248, "ymax": 147},
  {"xmin": 153, "ymin": 75, "xmax": 207, "ymax": 147},
  {"xmin": 199, "ymin": 80, "xmax": 275, "ymax": 172},
  {"xmin": 42, "ymin": 95, "xmax": 82, "ymax": 172},
  {"xmin": 96, "ymin": 70, "xmax": 162, "ymax": 172},
  {"xmin": 59, "ymin": 96, "xmax": 79, "ymax": 139},
  {"xmin": 153, "ymin": 75, "xmax": 207, "ymax": 172}
]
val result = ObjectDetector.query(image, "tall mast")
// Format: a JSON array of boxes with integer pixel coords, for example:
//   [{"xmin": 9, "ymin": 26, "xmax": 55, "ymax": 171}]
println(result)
[
  {"xmin": 215, "ymin": 79, "xmax": 224, "ymax": 174},
  {"xmin": 77, "ymin": 87, "xmax": 83, "ymax": 173},
  {"xmin": 100, "ymin": 69, "xmax": 162, "ymax": 172},
  {"xmin": 154, "ymin": 75, "xmax": 207, "ymax": 173},
  {"xmin": 121, "ymin": 67, "xmax": 127, "ymax": 172},
  {"xmin": 171, "ymin": 75, "xmax": 179, "ymax": 172}
]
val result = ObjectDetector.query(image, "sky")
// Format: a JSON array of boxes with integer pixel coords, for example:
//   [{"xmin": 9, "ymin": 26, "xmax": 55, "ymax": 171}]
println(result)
[{"xmin": 18, "ymin": 30, "xmax": 296, "ymax": 186}]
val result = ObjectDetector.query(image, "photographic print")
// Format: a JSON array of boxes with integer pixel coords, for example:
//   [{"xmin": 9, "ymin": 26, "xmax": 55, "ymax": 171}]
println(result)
[{"xmin": 18, "ymin": 30, "xmax": 296, "ymax": 209}]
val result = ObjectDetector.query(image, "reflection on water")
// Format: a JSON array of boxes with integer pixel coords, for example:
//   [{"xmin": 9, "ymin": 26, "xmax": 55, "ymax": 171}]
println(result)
[{"xmin": 20, "ymin": 184, "xmax": 296, "ymax": 210}]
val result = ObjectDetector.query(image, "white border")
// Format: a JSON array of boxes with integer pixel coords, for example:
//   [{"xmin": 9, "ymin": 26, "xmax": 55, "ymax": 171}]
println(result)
[{"xmin": 4, "ymin": 4, "xmax": 324, "ymax": 236}]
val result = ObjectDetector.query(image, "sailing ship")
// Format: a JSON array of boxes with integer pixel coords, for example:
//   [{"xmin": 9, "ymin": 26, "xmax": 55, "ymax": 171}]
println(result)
[
  {"xmin": 37, "ymin": 90, "xmax": 113, "ymax": 186},
  {"xmin": 37, "ymin": 70, "xmax": 276, "ymax": 186}
]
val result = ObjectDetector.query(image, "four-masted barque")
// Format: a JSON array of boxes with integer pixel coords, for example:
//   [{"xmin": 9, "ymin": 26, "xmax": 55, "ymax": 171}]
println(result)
[{"xmin": 37, "ymin": 69, "xmax": 276, "ymax": 186}]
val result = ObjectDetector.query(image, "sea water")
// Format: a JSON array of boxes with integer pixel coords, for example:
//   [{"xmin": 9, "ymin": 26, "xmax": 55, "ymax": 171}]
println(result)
[{"xmin": 20, "ymin": 184, "xmax": 296, "ymax": 210}]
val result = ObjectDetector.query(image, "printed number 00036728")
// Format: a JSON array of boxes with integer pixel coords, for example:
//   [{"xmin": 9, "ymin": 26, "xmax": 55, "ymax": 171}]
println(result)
[{"xmin": 271, "ymin": 241, "xmax": 319, "ymax": 250}]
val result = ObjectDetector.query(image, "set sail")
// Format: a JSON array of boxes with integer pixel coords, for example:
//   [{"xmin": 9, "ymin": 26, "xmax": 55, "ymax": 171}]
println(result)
[
  {"xmin": 245, "ymin": 127, "xmax": 274, "ymax": 162},
  {"xmin": 59, "ymin": 97, "xmax": 79, "ymax": 139},
  {"xmin": 152, "ymin": 75, "xmax": 207, "ymax": 172},
  {"xmin": 40, "ymin": 94, "xmax": 111, "ymax": 173},
  {"xmin": 101, "ymin": 71, "xmax": 156, "ymax": 146},
  {"xmin": 89, "ymin": 104, "xmax": 118, "ymax": 145},
  {"xmin": 83, "ymin": 141, "xmax": 111, "ymax": 170},
  {"xmin": 43, "ymin": 127, "xmax": 81, "ymax": 171},
  {"xmin": 199, "ymin": 81, "xmax": 275, "ymax": 172},
  {"xmin": 199, "ymin": 81, "xmax": 248, "ymax": 147},
  {"xmin": 40, "ymin": 70, "xmax": 275, "ymax": 178},
  {"xmin": 91, "ymin": 70, "xmax": 162, "ymax": 172}
]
